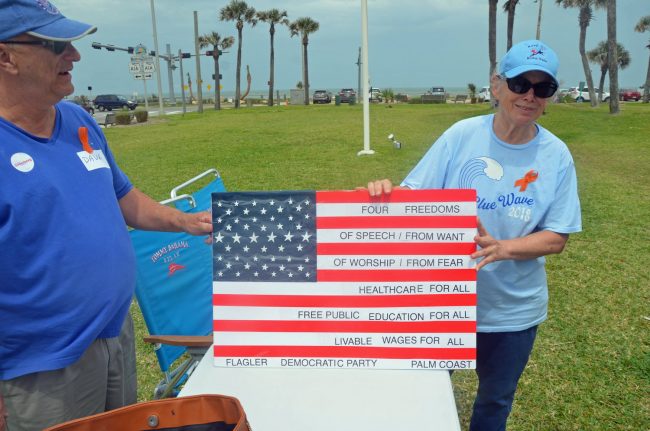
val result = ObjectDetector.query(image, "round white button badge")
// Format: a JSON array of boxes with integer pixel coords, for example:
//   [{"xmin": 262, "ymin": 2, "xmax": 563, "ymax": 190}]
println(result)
[{"xmin": 11, "ymin": 153, "xmax": 35, "ymax": 173}]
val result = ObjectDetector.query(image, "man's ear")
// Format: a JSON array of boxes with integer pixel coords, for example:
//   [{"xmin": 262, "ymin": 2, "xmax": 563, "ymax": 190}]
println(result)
[{"xmin": 0, "ymin": 44, "xmax": 19, "ymax": 75}]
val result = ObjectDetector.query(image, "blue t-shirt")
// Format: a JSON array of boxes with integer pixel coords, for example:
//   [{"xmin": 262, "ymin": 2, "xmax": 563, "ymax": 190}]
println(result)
[
  {"xmin": 403, "ymin": 114, "xmax": 581, "ymax": 332},
  {"xmin": 0, "ymin": 101, "xmax": 136, "ymax": 380}
]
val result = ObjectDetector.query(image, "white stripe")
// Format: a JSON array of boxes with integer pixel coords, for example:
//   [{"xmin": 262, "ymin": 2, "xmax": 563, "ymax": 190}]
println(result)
[
  {"xmin": 317, "ymin": 255, "xmax": 474, "ymax": 270},
  {"xmin": 214, "ymin": 357, "xmax": 476, "ymax": 370},
  {"xmin": 316, "ymin": 202, "xmax": 476, "ymax": 217},
  {"xmin": 213, "ymin": 281, "xmax": 476, "ymax": 295},
  {"xmin": 213, "ymin": 332, "xmax": 475, "ymax": 348},
  {"xmin": 317, "ymin": 228, "xmax": 477, "ymax": 243},
  {"xmin": 213, "ymin": 306, "xmax": 476, "ymax": 321}
]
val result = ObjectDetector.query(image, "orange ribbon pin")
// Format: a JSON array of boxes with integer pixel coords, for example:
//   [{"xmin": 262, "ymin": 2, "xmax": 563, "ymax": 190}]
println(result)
[
  {"xmin": 78, "ymin": 127, "xmax": 93, "ymax": 153},
  {"xmin": 514, "ymin": 169, "xmax": 538, "ymax": 192}
]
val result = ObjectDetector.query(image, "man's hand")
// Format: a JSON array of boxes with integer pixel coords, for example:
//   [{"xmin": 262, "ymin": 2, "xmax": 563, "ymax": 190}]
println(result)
[
  {"xmin": 181, "ymin": 210, "xmax": 213, "ymax": 236},
  {"xmin": 363, "ymin": 179, "xmax": 408, "ymax": 197}
]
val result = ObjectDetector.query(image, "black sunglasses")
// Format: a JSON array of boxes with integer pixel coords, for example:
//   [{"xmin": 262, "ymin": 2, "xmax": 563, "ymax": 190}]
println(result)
[
  {"xmin": 502, "ymin": 75, "xmax": 558, "ymax": 98},
  {"xmin": 1, "ymin": 39, "xmax": 70, "ymax": 55}
]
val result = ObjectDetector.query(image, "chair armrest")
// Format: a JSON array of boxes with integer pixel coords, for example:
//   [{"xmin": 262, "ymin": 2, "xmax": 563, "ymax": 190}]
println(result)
[{"xmin": 143, "ymin": 335, "xmax": 213, "ymax": 347}]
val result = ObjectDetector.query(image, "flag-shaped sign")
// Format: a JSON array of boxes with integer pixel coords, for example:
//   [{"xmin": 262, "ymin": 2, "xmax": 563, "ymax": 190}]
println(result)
[{"xmin": 212, "ymin": 189, "xmax": 477, "ymax": 370}]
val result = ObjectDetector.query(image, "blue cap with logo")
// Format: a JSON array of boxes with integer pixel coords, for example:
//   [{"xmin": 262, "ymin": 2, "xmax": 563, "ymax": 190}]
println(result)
[
  {"xmin": 499, "ymin": 39, "xmax": 559, "ymax": 86},
  {"xmin": 0, "ymin": 0, "xmax": 96, "ymax": 42}
]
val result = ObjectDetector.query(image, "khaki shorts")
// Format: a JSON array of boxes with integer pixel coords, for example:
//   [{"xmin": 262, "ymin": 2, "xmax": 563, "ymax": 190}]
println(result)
[{"xmin": 0, "ymin": 313, "xmax": 137, "ymax": 431}]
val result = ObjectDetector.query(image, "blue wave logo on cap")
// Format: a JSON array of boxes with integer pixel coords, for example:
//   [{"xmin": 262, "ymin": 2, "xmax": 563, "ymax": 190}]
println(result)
[{"xmin": 36, "ymin": 0, "xmax": 60, "ymax": 15}]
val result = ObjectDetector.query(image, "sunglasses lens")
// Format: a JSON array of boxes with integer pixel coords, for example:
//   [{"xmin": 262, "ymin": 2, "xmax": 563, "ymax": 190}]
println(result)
[
  {"xmin": 52, "ymin": 41, "xmax": 68, "ymax": 55},
  {"xmin": 506, "ymin": 77, "xmax": 557, "ymax": 98}
]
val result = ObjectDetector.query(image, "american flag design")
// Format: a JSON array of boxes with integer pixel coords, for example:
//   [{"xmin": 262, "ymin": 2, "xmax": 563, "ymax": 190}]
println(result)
[{"xmin": 212, "ymin": 189, "xmax": 477, "ymax": 370}]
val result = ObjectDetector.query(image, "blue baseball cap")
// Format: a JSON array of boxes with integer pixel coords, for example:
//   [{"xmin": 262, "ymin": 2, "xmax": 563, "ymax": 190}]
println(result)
[
  {"xmin": 499, "ymin": 39, "xmax": 559, "ymax": 86},
  {"xmin": 0, "ymin": 0, "xmax": 96, "ymax": 42}
]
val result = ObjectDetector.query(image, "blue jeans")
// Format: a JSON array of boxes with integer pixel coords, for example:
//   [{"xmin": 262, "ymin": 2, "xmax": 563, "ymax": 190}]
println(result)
[{"xmin": 469, "ymin": 326, "xmax": 538, "ymax": 431}]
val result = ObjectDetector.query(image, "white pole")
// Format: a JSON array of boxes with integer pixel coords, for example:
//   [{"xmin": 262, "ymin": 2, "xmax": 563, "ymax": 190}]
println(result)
[
  {"xmin": 150, "ymin": 0, "xmax": 164, "ymax": 116},
  {"xmin": 357, "ymin": 0, "xmax": 374, "ymax": 156}
]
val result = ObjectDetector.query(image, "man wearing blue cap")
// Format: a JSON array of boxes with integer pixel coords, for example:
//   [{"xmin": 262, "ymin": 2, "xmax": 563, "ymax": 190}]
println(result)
[
  {"xmin": 367, "ymin": 40, "xmax": 582, "ymax": 430},
  {"xmin": 0, "ymin": 2, "xmax": 212, "ymax": 430}
]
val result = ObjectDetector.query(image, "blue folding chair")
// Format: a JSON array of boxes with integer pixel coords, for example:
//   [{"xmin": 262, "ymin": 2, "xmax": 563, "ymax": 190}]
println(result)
[{"xmin": 130, "ymin": 169, "xmax": 224, "ymax": 398}]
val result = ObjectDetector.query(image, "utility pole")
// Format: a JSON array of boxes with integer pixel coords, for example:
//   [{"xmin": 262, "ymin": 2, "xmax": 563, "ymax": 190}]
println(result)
[
  {"xmin": 193, "ymin": 11, "xmax": 204, "ymax": 113},
  {"xmin": 165, "ymin": 44, "xmax": 176, "ymax": 105},
  {"xmin": 356, "ymin": 47, "xmax": 361, "ymax": 100},
  {"xmin": 149, "ymin": 0, "xmax": 164, "ymax": 116},
  {"xmin": 178, "ymin": 49, "xmax": 188, "ymax": 114}
]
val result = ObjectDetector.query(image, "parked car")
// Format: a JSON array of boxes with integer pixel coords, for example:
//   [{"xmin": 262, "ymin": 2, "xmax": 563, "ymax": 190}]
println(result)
[
  {"xmin": 478, "ymin": 86, "xmax": 491, "ymax": 102},
  {"xmin": 338, "ymin": 88, "xmax": 357, "ymax": 103},
  {"xmin": 369, "ymin": 87, "xmax": 382, "ymax": 102},
  {"xmin": 312, "ymin": 90, "xmax": 332, "ymax": 104},
  {"xmin": 569, "ymin": 87, "xmax": 610, "ymax": 102},
  {"xmin": 93, "ymin": 94, "xmax": 138, "ymax": 111},
  {"xmin": 427, "ymin": 87, "xmax": 446, "ymax": 98},
  {"xmin": 619, "ymin": 89, "xmax": 641, "ymax": 101},
  {"xmin": 70, "ymin": 98, "xmax": 95, "ymax": 115}
]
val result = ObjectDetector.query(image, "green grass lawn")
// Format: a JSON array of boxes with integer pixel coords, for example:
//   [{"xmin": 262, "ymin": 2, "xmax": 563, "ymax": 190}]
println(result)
[{"xmin": 106, "ymin": 102, "xmax": 649, "ymax": 430}]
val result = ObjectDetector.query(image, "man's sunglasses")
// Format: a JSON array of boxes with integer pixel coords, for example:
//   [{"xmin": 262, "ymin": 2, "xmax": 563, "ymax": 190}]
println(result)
[
  {"xmin": 0, "ymin": 39, "xmax": 70, "ymax": 55},
  {"xmin": 501, "ymin": 75, "xmax": 558, "ymax": 98}
]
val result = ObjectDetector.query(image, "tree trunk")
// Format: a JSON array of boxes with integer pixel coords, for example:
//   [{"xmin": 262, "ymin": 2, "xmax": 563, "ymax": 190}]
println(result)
[
  {"xmin": 235, "ymin": 26, "xmax": 243, "ymax": 109},
  {"xmin": 489, "ymin": 0, "xmax": 498, "ymax": 108},
  {"xmin": 268, "ymin": 26, "xmax": 275, "ymax": 106},
  {"xmin": 598, "ymin": 66, "xmax": 607, "ymax": 102},
  {"xmin": 643, "ymin": 56, "xmax": 650, "ymax": 103},
  {"xmin": 578, "ymin": 8, "xmax": 598, "ymax": 107},
  {"xmin": 303, "ymin": 37, "xmax": 310, "ymax": 105},
  {"xmin": 607, "ymin": 0, "xmax": 619, "ymax": 113},
  {"xmin": 536, "ymin": 0, "xmax": 543, "ymax": 40},
  {"xmin": 506, "ymin": 3, "xmax": 515, "ymax": 50}
]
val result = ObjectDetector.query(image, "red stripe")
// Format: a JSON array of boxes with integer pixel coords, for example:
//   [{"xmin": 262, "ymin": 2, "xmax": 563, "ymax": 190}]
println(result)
[
  {"xmin": 213, "ymin": 320, "xmax": 476, "ymax": 333},
  {"xmin": 315, "ymin": 189, "xmax": 477, "ymax": 203},
  {"xmin": 213, "ymin": 293, "xmax": 476, "ymax": 307},
  {"xmin": 316, "ymin": 216, "xmax": 476, "ymax": 229},
  {"xmin": 316, "ymin": 269, "xmax": 476, "ymax": 282},
  {"xmin": 317, "ymin": 242, "xmax": 476, "ymax": 255},
  {"xmin": 214, "ymin": 345, "xmax": 476, "ymax": 360}
]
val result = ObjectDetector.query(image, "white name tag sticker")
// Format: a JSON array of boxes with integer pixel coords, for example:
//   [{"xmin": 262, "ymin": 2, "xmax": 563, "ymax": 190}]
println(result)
[{"xmin": 77, "ymin": 149, "xmax": 110, "ymax": 171}]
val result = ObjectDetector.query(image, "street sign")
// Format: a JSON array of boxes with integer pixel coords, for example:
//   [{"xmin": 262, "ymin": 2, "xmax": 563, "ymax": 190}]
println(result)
[
  {"xmin": 143, "ymin": 59, "xmax": 156, "ymax": 74},
  {"xmin": 129, "ymin": 61, "xmax": 142, "ymax": 74},
  {"xmin": 134, "ymin": 73, "xmax": 153, "ymax": 80}
]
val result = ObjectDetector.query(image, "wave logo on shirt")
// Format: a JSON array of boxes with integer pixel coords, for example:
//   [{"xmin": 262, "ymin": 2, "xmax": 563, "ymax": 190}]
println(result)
[
  {"xmin": 168, "ymin": 263, "xmax": 186, "ymax": 276},
  {"xmin": 458, "ymin": 157, "xmax": 503, "ymax": 189}
]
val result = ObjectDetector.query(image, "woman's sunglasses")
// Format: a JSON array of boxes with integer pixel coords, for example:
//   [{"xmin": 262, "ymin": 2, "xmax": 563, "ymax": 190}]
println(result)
[
  {"xmin": 1, "ymin": 39, "xmax": 70, "ymax": 55},
  {"xmin": 501, "ymin": 75, "xmax": 558, "ymax": 98}
]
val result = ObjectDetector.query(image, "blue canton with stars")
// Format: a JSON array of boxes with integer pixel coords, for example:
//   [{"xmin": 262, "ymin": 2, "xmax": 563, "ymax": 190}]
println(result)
[{"xmin": 212, "ymin": 191, "xmax": 317, "ymax": 282}]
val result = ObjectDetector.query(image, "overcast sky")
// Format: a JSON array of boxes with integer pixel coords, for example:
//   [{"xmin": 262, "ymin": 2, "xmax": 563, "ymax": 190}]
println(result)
[{"xmin": 57, "ymin": 0, "xmax": 649, "ymax": 98}]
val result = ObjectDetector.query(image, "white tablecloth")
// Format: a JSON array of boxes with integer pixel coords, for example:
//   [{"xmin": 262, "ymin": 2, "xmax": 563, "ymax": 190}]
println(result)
[{"xmin": 179, "ymin": 348, "xmax": 461, "ymax": 431}]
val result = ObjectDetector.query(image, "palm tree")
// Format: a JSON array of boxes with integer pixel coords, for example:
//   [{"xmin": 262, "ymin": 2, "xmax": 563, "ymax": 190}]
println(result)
[
  {"xmin": 606, "ymin": 0, "xmax": 618, "ymax": 113},
  {"xmin": 289, "ymin": 17, "xmax": 319, "ymax": 105},
  {"xmin": 257, "ymin": 9, "xmax": 289, "ymax": 107},
  {"xmin": 555, "ymin": 0, "xmax": 608, "ymax": 107},
  {"xmin": 535, "ymin": 0, "xmax": 544, "ymax": 39},
  {"xmin": 488, "ymin": 0, "xmax": 498, "ymax": 109},
  {"xmin": 198, "ymin": 31, "xmax": 235, "ymax": 111},
  {"xmin": 587, "ymin": 41, "xmax": 630, "ymax": 102},
  {"xmin": 503, "ymin": 0, "xmax": 520, "ymax": 50},
  {"xmin": 219, "ymin": 0, "xmax": 257, "ymax": 109},
  {"xmin": 634, "ymin": 15, "xmax": 650, "ymax": 103}
]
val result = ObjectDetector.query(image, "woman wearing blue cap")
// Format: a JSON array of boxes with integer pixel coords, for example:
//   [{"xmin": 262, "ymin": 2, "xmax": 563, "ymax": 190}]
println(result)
[{"xmin": 368, "ymin": 40, "xmax": 582, "ymax": 430}]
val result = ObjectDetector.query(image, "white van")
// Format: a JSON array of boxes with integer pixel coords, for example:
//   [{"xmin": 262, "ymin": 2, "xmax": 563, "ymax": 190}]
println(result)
[{"xmin": 478, "ymin": 86, "xmax": 490, "ymax": 102}]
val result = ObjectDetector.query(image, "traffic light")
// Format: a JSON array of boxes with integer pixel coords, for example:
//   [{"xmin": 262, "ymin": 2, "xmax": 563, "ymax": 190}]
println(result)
[
  {"xmin": 212, "ymin": 74, "xmax": 223, "ymax": 80},
  {"xmin": 205, "ymin": 50, "xmax": 214, "ymax": 56},
  {"xmin": 91, "ymin": 42, "xmax": 101, "ymax": 50},
  {"xmin": 181, "ymin": 53, "xmax": 191, "ymax": 59},
  {"xmin": 106, "ymin": 45, "xmax": 115, "ymax": 51},
  {"xmin": 127, "ymin": 47, "xmax": 134, "ymax": 54}
]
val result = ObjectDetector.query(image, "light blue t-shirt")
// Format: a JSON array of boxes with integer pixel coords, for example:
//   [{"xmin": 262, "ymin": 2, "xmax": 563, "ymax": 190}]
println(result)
[
  {"xmin": 403, "ymin": 114, "xmax": 581, "ymax": 332},
  {"xmin": 0, "ymin": 101, "xmax": 136, "ymax": 380}
]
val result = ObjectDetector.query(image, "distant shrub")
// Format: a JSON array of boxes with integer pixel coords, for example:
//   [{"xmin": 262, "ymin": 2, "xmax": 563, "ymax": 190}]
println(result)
[
  {"xmin": 407, "ymin": 96, "xmax": 422, "ymax": 104},
  {"xmin": 115, "ymin": 111, "xmax": 132, "ymax": 125},
  {"xmin": 134, "ymin": 110, "xmax": 148, "ymax": 123}
]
